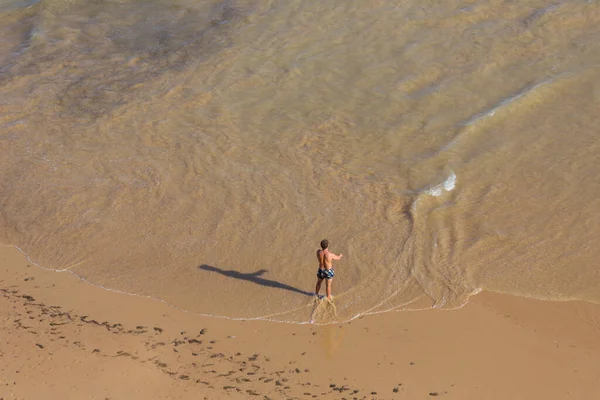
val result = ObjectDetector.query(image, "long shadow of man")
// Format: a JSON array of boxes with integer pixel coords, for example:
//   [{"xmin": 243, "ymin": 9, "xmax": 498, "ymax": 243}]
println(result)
[{"xmin": 198, "ymin": 264, "xmax": 313, "ymax": 297}]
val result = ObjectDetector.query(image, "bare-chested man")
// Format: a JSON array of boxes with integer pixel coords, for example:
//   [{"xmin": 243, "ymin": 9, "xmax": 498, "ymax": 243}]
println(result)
[{"xmin": 315, "ymin": 239, "xmax": 343, "ymax": 300}]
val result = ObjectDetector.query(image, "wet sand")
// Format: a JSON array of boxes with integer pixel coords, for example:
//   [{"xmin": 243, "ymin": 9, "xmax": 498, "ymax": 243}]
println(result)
[{"xmin": 2, "ymin": 244, "xmax": 600, "ymax": 399}]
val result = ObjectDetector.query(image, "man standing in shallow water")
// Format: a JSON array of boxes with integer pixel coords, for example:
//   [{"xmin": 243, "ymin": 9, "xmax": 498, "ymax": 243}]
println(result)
[{"xmin": 316, "ymin": 239, "xmax": 343, "ymax": 300}]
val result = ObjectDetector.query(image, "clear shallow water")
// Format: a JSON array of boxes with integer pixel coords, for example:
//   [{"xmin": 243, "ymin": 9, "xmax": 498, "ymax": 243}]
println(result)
[{"xmin": 2, "ymin": 0, "xmax": 600, "ymax": 323}]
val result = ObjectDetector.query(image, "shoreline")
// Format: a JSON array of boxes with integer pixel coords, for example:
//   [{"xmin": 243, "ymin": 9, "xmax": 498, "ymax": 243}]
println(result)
[{"xmin": 2, "ymin": 244, "xmax": 600, "ymax": 399}]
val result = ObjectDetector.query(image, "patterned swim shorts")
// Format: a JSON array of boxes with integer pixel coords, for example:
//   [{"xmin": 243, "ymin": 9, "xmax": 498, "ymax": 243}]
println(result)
[{"xmin": 317, "ymin": 268, "xmax": 335, "ymax": 280}]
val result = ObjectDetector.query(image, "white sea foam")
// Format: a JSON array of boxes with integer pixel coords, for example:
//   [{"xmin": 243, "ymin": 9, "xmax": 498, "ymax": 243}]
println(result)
[{"xmin": 426, "ymin": 172, "xmax": 457, "ymax": 197}]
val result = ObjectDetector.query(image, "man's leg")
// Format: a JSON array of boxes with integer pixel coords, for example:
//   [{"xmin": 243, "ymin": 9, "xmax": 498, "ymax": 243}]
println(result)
[
  {"xmin": 315, "ymin": 277, "xmax": 323, "ymax": 296},
  {"xmin": 326, "ymin": 278, "xmax": 333, "ymax": 300}
]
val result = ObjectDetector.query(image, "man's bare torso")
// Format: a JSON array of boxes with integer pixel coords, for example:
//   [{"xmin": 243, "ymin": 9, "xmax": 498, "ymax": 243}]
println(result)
[{"xmin": 317, "ymin": 249, "xmax": 333, "ymax": 270}]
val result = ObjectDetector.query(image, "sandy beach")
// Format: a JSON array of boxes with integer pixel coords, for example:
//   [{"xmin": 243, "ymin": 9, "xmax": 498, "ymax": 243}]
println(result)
[
  {"xmin": 2, "ymin": 244, "xmax": 600, "ymax": 400},
  {"xmin": 3, "ymin": 1, "xmax": 600, "ymax": 399}
]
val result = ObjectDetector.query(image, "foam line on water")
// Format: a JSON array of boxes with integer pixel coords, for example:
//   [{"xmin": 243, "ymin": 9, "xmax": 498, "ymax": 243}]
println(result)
[
  {"xmin": 9, "ymin": 244, "xmax": 320, "ymax": 325},
  {"xmin": 7, "ymin": 244, "xmax": 485, "ymax": 325},
  {"xmin": 438, "ymin": 73, "xmax": 567, "ymax": 154},
  {"xmin": 9, "ymin": 244, "xmax": 415, "ymax": 324},
  {"xmin": 459, "ymin": 76, "xmax": 561, "ymax": 127}
]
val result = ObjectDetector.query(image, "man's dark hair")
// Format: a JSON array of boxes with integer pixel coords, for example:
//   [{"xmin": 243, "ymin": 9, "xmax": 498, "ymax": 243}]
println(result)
[{"xmin": 320, "ymin": 239, "xmax": 329, "ymax": 250}]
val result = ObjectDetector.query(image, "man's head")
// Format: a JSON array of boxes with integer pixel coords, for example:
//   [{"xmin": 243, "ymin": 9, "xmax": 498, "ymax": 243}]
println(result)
[{"xmin": 320, "ymin": 239, "xmax": 329, "ymax": 250}]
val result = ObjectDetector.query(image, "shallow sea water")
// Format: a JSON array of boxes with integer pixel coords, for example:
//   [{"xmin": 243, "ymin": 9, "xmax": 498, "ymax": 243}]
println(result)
[{"xmin": 2, "ymin": 0, "xmax": 600, "ymax": 323}]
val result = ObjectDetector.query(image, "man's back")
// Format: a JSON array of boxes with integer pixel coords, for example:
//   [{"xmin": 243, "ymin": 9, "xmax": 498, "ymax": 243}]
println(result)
[{"xmin": 317, "ymin": 249, "xmax": 333, "ymax": 270}]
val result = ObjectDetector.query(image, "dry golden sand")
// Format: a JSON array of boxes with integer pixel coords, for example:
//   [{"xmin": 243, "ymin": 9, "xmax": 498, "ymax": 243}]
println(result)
[{"xmin": 2, "ymin": 244, "xmax": 600, "ymax": 400}]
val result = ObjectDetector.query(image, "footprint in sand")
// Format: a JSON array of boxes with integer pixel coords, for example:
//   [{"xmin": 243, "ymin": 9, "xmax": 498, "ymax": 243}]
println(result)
[{"xmin": 309, "ymin": 297, "xmax": 339, "ymax": 324}]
